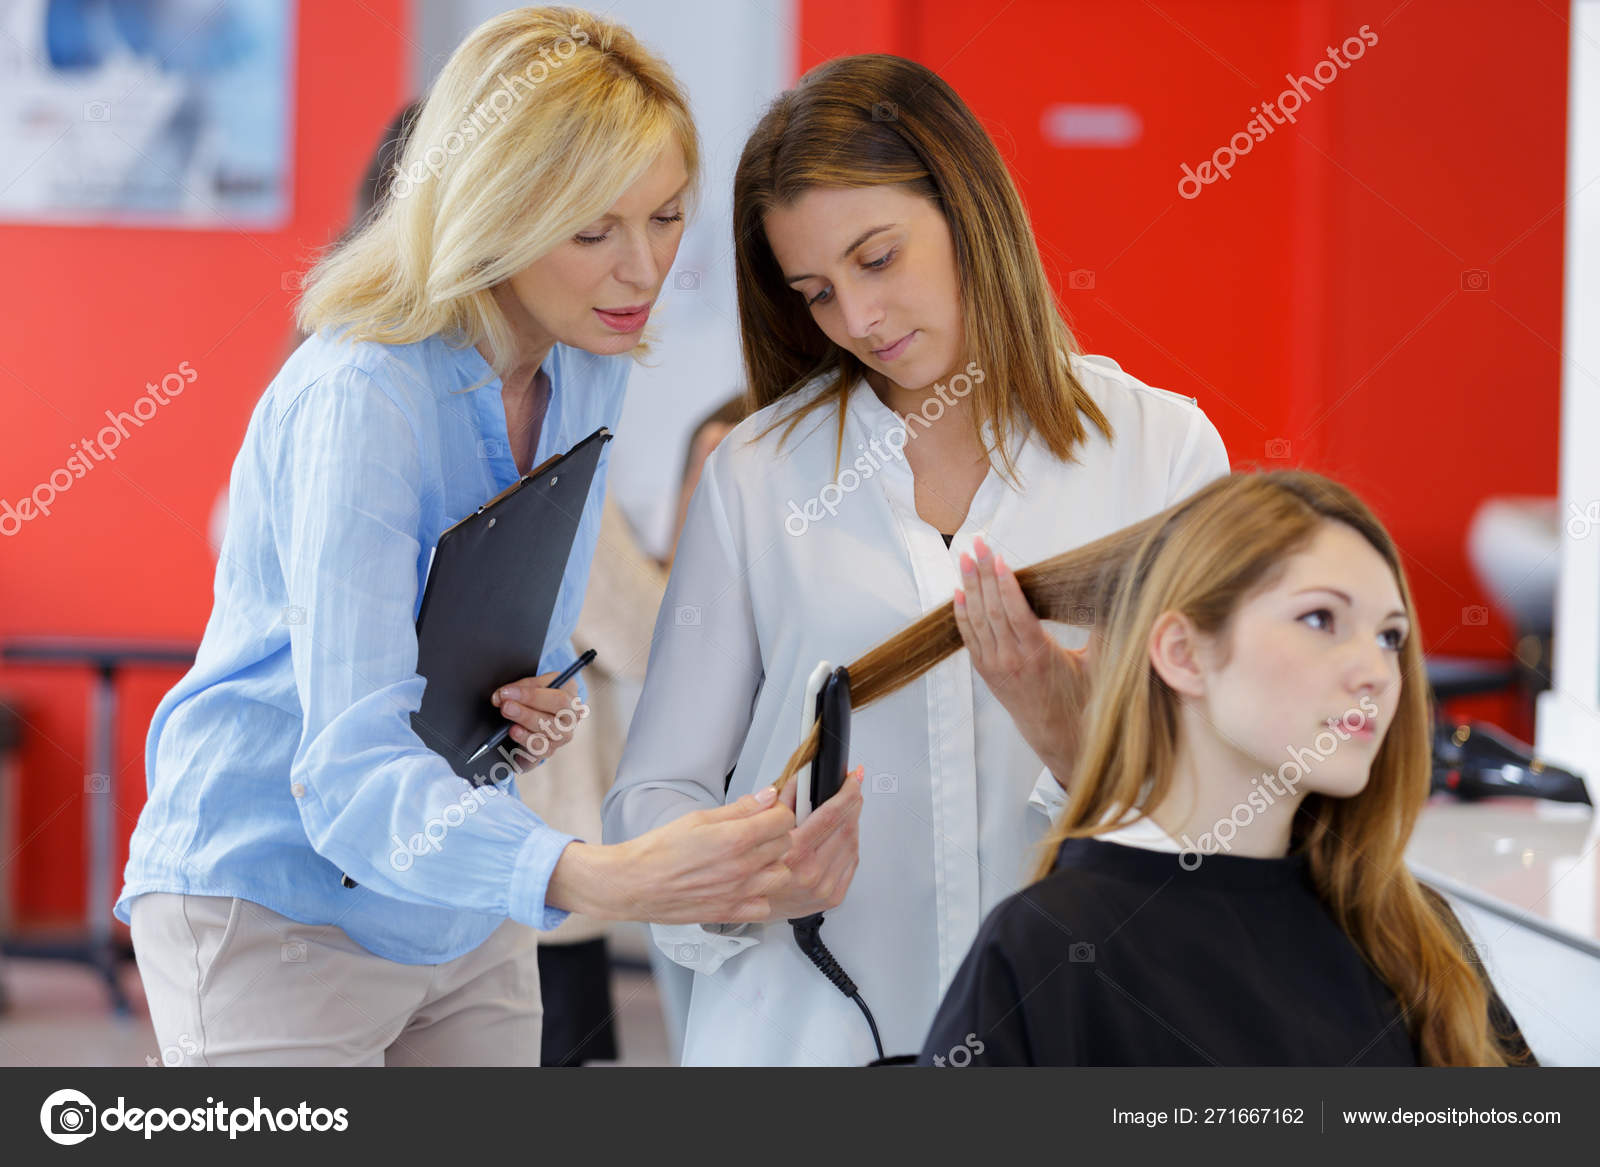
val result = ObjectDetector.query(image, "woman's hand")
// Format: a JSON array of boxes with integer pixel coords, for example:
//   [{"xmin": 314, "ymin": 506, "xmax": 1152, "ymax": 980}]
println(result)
[
  {"xmin": 763, "ymin": 765, "xmax": 865, "ymax": 920},
  {"xmin": 490, "ymin": 671, "xmax": 586, "ymax": 768},
  {"xmin": 954, "ymin": 536, "xmax": 1092, "ymax": 790},
  {"xmin": 548, "ymin": 788, "xmax": 796, "ymax": 924}
]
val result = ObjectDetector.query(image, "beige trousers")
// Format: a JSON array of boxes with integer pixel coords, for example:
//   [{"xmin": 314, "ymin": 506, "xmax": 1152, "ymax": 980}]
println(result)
[{"xmin": 129, "ymin": 893, "xmax": 541, "ymax": 1066}]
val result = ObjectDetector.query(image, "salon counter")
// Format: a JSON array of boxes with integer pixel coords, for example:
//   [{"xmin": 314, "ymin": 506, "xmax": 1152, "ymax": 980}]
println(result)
[{"xmin": 1408, "ymin": 797, "xmax": 1600, "ymax": 1065}]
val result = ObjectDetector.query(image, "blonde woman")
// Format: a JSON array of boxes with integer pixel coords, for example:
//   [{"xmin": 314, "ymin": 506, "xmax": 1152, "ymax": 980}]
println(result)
[
  {"xmin": 776, "ymin": 471, "xmax": 1533, "ymax": 1065},
  {"xmin": 603, "ymin": 54, "xmax": 1229, "ymax": 1065},
  {"xmin": 117, "ymin": 8, "xmax": 792, "ymax": 1067}
]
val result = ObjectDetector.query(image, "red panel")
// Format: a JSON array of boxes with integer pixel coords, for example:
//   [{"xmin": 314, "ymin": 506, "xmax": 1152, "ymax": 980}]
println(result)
[
  {"xmin": 917, "ymin": 0, "xmax": 1304, "ymax": 461},
  {"xmin": 0, "ymin": 2, "xmax": 411, "ymax": 926},
  {"xmin": 797, "ymin": 0, "xmax": 910, "ymax": 75},
  {"xmin": 1316, "ymin": 0, "xmax": 1566, "ymax": 683}
]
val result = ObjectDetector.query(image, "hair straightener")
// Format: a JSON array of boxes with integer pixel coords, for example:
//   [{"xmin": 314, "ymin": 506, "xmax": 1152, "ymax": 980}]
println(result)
[{"xmin": 790, "ymin": 661, "xmax": 884, "ymax": 1060}]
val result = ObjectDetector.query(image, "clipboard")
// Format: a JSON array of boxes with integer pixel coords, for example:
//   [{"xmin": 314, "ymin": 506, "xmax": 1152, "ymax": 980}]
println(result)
[{"xmin": 409, "ymin": 425, "xmax": 612, "ymax": 783}]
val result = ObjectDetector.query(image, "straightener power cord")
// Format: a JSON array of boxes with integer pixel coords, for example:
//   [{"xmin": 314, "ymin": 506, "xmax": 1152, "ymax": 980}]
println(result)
[{"xmin": 788, "ymin": 662, "xmax": 885, "ymax": 1061}]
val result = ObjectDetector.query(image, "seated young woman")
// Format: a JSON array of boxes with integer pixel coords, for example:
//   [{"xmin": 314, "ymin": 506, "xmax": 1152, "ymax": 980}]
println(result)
[{"xmin": 773, "ymin": 470, "xmax": 1535, "ymax": 1066}]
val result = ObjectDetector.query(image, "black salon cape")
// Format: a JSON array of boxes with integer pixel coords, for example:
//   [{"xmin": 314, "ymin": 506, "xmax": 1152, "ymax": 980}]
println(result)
[{"xmin": 920, "ymin": 837, "xmax": 1534, "ymax": 1066}]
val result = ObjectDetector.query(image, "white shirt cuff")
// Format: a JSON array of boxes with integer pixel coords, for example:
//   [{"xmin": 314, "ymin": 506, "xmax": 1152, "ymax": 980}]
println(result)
[
  {"xmin": 1027, "ymin": 765, "xmax": 1068, "ymax": 825},
  {"xmin": 650, "ymin": 922, "xmax": 762, "ymax": 974}
]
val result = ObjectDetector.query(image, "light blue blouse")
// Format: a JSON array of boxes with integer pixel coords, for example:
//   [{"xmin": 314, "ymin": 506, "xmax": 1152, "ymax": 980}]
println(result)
[{"xmin": 115, "ymin": 330, "xmax": 630, "ymax": 963}]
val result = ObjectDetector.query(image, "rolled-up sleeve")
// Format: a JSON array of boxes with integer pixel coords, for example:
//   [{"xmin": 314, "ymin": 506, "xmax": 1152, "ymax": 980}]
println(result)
[{"xmin": 270, "ymin": 365, "xmax": 573, "ymax": 929}]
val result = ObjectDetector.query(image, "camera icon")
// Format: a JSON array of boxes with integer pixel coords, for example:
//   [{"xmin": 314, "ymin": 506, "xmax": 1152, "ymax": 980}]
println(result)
[
  {"xmin": 1462, "ymin": 605, "xmax": 1489, "ymax": 626},
  {"xmin": 1067, "ymin": 269, "xmax": 1095, "ymax": 290},
  {"xmin": 280, "ymin": 271, "xmax": 301, "ymax": 292},
  {"xmin": 1265, "ymin": 438, "xmax": 1292, "ymax": 459},
  {"xmin": 281, "ymin": 605, "xmax": 306, "ymax": 626},
  {"xmin": 871, "ymin": 101, "xmax": 898, "ymax": 122},
  {"xmin": 674, "ymin": 269, "xmax": 701, "ymax": 291},
  {"xmin": 1460, "ymin": 269, "xmax": 1491, "ymax": 292},
  {"xmin": 83, "ymin": 101, "xmax": 110, "ymax": 122},
  {"xmin": 674, "ymin": 942, "xmax": 701, "ymax": 964},
  {"xmin": 674, "ymin": 605, "xmax": 701, "ymax": 627},
  {"xmin": 49, "ymin": 1099, "xmax": 95, "ymax": 1139},
  {"xmin": 1068, "ymin": 941, "xmax": 1095, "ymax": 963},
  {"xmin": 281, "ymin": 940, "xmax": 308, "ymax": 963},
  {"xmin": 85, "ymin": 773, "xmax": 109, "ymax": 794},
  {"xmin": 1069, "ymin": 604, "xmax": 1095, "ymax": 625},
  {"xmin": 477, "ymin": 438, "xmax": 505, "ymax": 460},
  {"xmin": 871, "ymin": 773, "xmax": 898, "ymax": 794}
]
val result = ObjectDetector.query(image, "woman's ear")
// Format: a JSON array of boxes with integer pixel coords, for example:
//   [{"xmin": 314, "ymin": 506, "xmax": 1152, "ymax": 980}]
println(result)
[{"xmin": 1147, "ymin": 610, "xmax": 1208, "ymax": 699}]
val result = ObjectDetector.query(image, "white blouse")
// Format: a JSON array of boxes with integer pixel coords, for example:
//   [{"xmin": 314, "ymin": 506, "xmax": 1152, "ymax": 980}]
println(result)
[{"xmin": 601, "ymin": 352, "xmax": 1229, "ymax": 1065}]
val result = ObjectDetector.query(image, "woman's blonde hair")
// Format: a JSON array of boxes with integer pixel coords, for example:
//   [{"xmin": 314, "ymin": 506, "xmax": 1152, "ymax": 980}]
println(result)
[
  {"xmin": 296, "ymin": 6, "xmax": 698, "ymax": 382},
  {"xmin": 775, "ymin": 470, "xmax": 1528, "ymax": 1066},
  {"xmin": 732, "ymin": 53, "xmax": 1111, "ymax": 479}
]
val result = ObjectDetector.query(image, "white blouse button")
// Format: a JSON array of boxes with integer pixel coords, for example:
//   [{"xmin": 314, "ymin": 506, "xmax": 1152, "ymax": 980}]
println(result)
[{"xmin": 290, "ymin": 782, "xmax": 306, "ymax": 798}]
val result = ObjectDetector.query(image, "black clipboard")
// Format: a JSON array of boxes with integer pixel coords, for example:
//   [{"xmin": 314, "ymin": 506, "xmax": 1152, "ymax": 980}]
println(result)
[{"xmin": 409, "ymin": 426, "xmax": 612, "ymax": 783}]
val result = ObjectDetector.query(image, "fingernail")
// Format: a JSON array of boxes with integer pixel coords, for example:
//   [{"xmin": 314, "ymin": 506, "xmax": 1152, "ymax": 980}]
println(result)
[
  {"xmin": 755, "ymin": 785, "xmax": 777, "ymax": 805},
  {"xmin": 954, "ymin": 589, "xmax": 966, "ymax": 607},
  {"xmin": 960, "ymin": 554, "xmax": 975, "ymax": 575},
  {"xmin": 975, "ymin": 537, "xmax": 990, "ymax": 559},
  {"xmin": 852, "ymin": 765, "xmax": 864, "ymax": 782},
  {"xmin": 994, "ymin": 553, "xmax": 1006, "ymax": 573}
]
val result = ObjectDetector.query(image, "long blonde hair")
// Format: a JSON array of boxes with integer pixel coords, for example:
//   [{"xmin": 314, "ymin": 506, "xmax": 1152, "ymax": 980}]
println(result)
[
  {"xmin": 732, "ymin": 54, "xmax": 1111, "ymax": 479},
  {"xmin": 776, "ymin": 471, "xmax": 1526, "ymax": 1066},
  {"xmin": 296, "ymin": 7, "xmax": 699, "ymax": 383}
]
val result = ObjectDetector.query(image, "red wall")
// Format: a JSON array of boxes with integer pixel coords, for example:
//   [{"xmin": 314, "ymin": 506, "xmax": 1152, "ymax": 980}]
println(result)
[
  {"xmin": 0, "ymin": 0, "xmax": 1566, "ymax": 928},
  {"xmin": 799, "ymin": 0, "xmax": 1566, "ymax": 726},
  {"xmin": 0, "ymin": 2, "xmax": 411, "ymax": 926}
]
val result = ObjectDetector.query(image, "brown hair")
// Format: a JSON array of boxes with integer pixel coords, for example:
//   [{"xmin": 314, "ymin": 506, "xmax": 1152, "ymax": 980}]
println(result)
[
  {"xmin": 732, "ymin": 53, "xmax": 1111, "ymax": 479},
  {"xmin": 774, "ymin": 470, "xmax": 1526, "ymax": 1066}
]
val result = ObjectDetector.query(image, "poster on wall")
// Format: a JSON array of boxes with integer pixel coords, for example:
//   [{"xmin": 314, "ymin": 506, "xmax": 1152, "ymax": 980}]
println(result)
[{"xmin": 0, "ymin": 0, "xmax": 294, "ymax": 228}]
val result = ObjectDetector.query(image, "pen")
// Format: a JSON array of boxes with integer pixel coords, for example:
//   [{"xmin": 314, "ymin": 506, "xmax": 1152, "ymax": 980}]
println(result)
[
  {"xmin": 465, "ymin": 648, "xmax": 598, "ymax": 767},
  {"xmin": 339, "ymin": 649, "xmax": 598, "ymax": 890},
  {"xmin": 544, "ymin": 647, "xmax": 599, "ymax": 694}
]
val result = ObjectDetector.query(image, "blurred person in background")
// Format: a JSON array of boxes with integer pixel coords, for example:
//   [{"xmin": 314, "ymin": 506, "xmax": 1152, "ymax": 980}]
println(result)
[{"xmin": 523, "ymin": 392, "xmax": 746, "ymax": 1066}]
